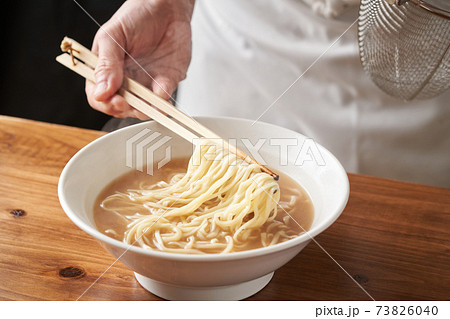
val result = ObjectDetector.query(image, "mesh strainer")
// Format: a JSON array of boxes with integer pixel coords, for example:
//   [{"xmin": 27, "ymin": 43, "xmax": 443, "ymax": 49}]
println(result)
[{"xmin": 358, "ymin": 0, "xmax": 450, "ymax": 100}]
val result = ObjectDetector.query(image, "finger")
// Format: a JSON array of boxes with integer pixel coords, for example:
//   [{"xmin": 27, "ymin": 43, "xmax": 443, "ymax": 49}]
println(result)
[
  {"xmin": 86, "ymin": 80, "xmax": 150, "ymax": 120},
  {"xmin": 130, "ymin": 109, "xmax": 151, "ymax": 121},
  {"xmin": 109, "ymin": 93, "xmax": 150, "ymax": 120},
  {"xmin": 86, "ymin": 80, "xmax": 127, "ymax": 116},
  {"xmin": 151, "ymin": 75, "xmax": 178, "ymax": 102},
  {"xmin": 114, "ymin": 109, "xmax": 150, "ymax": 120},
  {"xmin": 92, "ymin": 24, "xmax": 126, "ymax": 102}
]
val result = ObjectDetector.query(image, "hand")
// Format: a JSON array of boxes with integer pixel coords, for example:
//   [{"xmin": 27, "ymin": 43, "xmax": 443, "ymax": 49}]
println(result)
[{"xmin": 86, "ymin": 0, "xmax": 194, "ymax": 120}]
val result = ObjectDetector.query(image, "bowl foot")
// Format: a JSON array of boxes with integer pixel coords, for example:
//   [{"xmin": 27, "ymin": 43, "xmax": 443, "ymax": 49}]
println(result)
[{"xmin": 134, "ymin": 272, "xmax": 274, "ymax": 300}]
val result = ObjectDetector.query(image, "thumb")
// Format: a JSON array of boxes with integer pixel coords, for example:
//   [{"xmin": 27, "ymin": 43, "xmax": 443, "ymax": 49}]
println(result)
[{"xmin": 92, "ymin": 30, "xmax": 125, "ymax": 101}]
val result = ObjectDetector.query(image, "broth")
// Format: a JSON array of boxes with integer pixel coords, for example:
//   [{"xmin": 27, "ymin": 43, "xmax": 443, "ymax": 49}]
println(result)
[{"xmin": 94, "ymin": 157, "xmax": 314, "ymax": 253}]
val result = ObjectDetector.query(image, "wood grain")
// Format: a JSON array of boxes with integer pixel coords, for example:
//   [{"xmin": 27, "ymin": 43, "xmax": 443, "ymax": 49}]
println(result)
[{"xmin": 0, "ymin": 115, "xmax": 449, "ymax": 300}]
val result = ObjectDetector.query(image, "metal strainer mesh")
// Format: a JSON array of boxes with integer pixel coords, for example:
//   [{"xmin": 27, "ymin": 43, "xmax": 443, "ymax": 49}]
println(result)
[{"xmin": 358, "ymin": 0, "xmax": 450, "ymax": 100}]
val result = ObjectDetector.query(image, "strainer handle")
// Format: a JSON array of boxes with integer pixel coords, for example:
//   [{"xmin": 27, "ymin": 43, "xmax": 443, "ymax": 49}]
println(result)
[{"xmin": 385, "ymin": 0, "xmax": 450, "ymax": 19}]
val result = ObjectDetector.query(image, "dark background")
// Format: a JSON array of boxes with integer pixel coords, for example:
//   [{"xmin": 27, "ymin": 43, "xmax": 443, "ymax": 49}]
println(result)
[{"xmin": 0, "ymin": 0, "xmax": 125, "ymax": 130}]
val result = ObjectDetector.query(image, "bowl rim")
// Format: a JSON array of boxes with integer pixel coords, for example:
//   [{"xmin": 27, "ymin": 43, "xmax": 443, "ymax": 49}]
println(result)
[{"xmin": 58, "ymin": 116, "xmax": 349, "ymax": 262}]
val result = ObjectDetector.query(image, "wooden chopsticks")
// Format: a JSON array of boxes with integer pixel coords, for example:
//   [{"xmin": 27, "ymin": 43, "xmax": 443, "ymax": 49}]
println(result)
[{"xmin": 56, "ymin": 37, "xmax": 279, "ymax": 180}]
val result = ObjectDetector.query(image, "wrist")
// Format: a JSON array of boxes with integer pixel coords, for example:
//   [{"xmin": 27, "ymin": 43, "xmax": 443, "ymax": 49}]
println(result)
[{"xmin": 140, "ymin": 0, "xmax": 195, "ymax": 21}]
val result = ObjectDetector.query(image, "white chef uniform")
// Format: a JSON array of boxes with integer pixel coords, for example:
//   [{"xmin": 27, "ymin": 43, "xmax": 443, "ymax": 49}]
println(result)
[{"xmin": 177, "ymin": 0, "xmax": 450, "ymax": 188}]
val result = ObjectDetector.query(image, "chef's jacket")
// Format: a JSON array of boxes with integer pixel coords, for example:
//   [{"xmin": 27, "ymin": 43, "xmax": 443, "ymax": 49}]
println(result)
[{"xmin": 177, "ymin": 0, "xmax": 450, "ymax": 188}]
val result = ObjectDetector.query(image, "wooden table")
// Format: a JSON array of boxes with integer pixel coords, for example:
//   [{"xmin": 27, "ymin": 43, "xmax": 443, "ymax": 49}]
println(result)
[{"xmin": 0, "ymin": 115, "xmax": 449, "ymax": 301}]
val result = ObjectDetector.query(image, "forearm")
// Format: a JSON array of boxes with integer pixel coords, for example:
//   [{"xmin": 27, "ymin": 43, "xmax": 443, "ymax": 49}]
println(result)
[{"xmin": 137, "ymin": 0, "xmax": 196, "ymax": 22}]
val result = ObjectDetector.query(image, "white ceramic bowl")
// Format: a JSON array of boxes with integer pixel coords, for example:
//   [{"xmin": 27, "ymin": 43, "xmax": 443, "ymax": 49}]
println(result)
[{"xmin": 58, "ymin": 117, "xmax": 349, "ymax": 300}]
